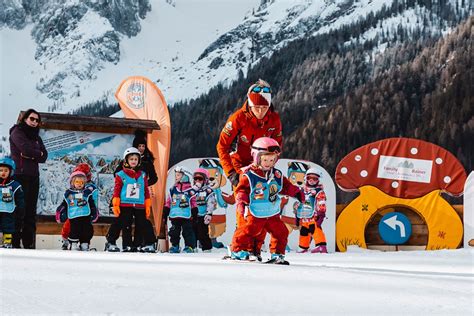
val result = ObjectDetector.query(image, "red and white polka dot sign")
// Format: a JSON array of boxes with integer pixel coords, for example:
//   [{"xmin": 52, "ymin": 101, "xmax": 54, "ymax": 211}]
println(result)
[{"xmin": 335, "ymin": 138, "xmax": 467, "ymax": 198}]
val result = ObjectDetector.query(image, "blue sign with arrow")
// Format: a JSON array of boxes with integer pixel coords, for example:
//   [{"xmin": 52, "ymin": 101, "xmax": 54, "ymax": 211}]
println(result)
[{"xmin": 378, "ymin": 212, "xmax": 412, "ymax": 245}]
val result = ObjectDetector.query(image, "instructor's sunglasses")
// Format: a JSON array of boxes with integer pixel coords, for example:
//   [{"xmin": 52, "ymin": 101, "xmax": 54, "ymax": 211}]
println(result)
[
  {"xmin": 28, "ymin": 116, "xmax": 39, "ymax": 123},
  {"xmin": 251, "ymin": 145, "xmax": 281, "ymax": 154},
  {"xmin": 251, "ymin": 86, "xmax": 271, "ymax": 93}
]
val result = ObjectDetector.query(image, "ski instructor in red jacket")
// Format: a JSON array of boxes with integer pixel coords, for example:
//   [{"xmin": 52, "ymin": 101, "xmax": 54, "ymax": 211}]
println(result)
[{"xmin": 216, "ymin": 79, "xmax": 282, "ymax": 188}]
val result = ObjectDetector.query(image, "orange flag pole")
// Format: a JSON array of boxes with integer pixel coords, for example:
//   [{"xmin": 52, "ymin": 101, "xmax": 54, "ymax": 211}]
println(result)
[{"xmin": 115, "ymin": 76, "xmax": 171, "ymax": 239}]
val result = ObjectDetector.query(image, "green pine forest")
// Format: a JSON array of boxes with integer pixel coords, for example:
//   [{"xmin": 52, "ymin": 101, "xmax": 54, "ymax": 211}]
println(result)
[{"xmin": 169, "ymin": 2, "xmax": 473, "ymax": 184}]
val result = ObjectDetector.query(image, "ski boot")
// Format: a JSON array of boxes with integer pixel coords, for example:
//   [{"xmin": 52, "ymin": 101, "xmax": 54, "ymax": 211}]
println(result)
[
  {"xmin": 80, "ymin": 243, "xmax": 90, "ymax": 251},
  {"xmin": 202, "ymin": 249, "xmax": 212, "ymax": 253},
  {"xmin": 285, "ymin": 245, "xmax": 291, "ymax": 253},
  {"xmin": 70, "ymin": 242, "xmax": 81, "ymax": 251},
  {"xmin": 266, "ymin": 253, "xmax": 289, "ymax": 265},
  {"xmin": 249, "ymin": 249, "xmax": 262, "ymax": 262},
  {"xmin": 141, "ymin": 244, "xmax": 157, "ymax": 253},
  {"xmin": 182, "ymin": 246, "xmax": 194, "ymax": 253},
  {"xmin": 105, "ymin": 242, "xmax": 120, "ymax": 252},
  {"xmin": 61, "ymin": 238, "xmax": 69, "ymax": 250},
  {"xmin": 2, "ymin": 233, "xmax": 13, "ymax": 248},
  {"xmin": 297, "ymin": 248, "xmax": 309, "ymax": 253},
  {"xmin": 169, "ymin": 245, "xmax": 180, "ymax": 253},
  {"xmin": 311, "ymin": 245, "xmax": 328, "ymax": 253},
  {"xmin": 212, "ymin": 238, "xmax": 225, "ymax": 249},
  {"xmin": 230, "ymin": 250, "xmax": 250, "ymax": 260},
  {"xmin": 122, "ymin": 246, "xmax": 134, "ymax": 253}
]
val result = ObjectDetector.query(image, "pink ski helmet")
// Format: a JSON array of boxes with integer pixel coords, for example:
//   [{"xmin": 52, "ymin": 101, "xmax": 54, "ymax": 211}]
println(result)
[
  {"xmin": 251, "ymin": 137, "xmax": 281, "ymax": 165},
  {"xmin": 69, "ymin": 171, "xmax": 87, "ymax": 187},
  {"xmin": 193, "ymin": 168, "xmax": 210, "ymax": 182}
]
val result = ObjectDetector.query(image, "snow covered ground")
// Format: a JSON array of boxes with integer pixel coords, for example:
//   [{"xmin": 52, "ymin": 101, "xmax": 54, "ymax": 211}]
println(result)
[{"xmin": 1, "ymin": 247, "xmax": 472, "ymax": 315}]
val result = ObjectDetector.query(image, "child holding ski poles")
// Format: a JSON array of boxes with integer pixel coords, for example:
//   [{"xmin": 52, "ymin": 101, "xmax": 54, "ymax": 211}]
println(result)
[
  {"xmin": 230, "ymin": 137, "xmax": 304, "ymax": 264},
  {"xmin": 296, "ymin": 168, "xmax": 328, "ymax": 253},
  {"xmin": 56, "ymin": 171, "xmax": 98, "ymax": 251}
]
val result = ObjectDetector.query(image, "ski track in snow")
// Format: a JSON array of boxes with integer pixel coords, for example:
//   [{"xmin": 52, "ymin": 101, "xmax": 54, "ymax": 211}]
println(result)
[{"xmin": 1, "ymin": 248, "xmax": 473, "ymax": 314}]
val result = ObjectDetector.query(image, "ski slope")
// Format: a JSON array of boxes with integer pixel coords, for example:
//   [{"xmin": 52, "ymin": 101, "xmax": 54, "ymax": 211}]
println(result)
[{"xmin": 1, "ymin": 247, "xmax": 472, "ymax": 314}]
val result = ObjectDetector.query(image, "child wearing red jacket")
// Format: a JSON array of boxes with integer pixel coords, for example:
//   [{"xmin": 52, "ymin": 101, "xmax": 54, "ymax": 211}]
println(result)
[
  {"xmin": 231, "ymin": 137, "xmax": 304, "ymax": 264},
  {"xmin": 106, "ymin": 147, "xmax": 154, "ymax": 251}
]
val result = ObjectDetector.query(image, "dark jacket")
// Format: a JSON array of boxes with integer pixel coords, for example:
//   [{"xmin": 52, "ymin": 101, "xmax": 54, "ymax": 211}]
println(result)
[{"xmin": 9, "ymin": 124, "xmax": 48, "ymax": 177}]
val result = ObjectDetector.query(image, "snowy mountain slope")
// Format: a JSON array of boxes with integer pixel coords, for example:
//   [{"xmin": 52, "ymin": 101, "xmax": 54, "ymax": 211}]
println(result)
[
  {"xmin": 0, "ymin": 0, "xmax": 470, "ymax": 139},
  {"xmin": 0, "ymin": 0, "xmax": 259, "ymax": 137},
  {"xmin": 1, "ymin": 248, "xmax": 473, "ymax": 314}
]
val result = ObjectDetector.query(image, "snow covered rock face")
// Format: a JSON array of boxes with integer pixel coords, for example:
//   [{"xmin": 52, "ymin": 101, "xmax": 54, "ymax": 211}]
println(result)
[
  {"xmin": 198, "ymin": 0, "xmax": 365, "ymax": 72},
  {"xmin": 2, "ymin": 0, "xmax": 150, "ymax": 101},
  {"xmin": 0, "ymin": 0, "xmax": 27, "ymax": 29}
]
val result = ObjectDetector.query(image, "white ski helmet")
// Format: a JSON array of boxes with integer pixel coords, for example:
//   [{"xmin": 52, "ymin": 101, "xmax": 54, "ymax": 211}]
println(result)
[
  {"xmin": 305, "ymin": 167, "xmax": 322, "ymax": 185},
  {"xmin": 174, "ymin": 165, "xmax": 193, "ymax": 183},
  {"xmin": 123, "ymin": 147, "xmax": 141, "ymax": 168}
]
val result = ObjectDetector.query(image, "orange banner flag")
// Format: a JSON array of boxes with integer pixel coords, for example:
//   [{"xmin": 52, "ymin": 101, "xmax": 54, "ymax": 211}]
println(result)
[{"xmin": 115, "ymin": 76, "xmax": 171, "ymax": 237}]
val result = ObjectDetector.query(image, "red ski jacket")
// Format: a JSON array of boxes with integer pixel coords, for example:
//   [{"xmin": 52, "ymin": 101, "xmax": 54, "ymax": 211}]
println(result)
[{"xmin": 216, "ymin": 101, "xmax": 282, "ymax": 177}]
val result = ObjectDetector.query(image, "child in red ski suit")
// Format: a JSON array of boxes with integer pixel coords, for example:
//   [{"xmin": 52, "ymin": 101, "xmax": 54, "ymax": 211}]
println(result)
[{"xmin": 231, "ymin": 137, "xmax": 304, "ymax": 263}]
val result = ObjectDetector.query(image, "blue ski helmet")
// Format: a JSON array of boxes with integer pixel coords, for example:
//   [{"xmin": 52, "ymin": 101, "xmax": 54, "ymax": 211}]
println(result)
[{"xmin": 0, "ymin": 157, "xmax": 16, "ymax": 176}]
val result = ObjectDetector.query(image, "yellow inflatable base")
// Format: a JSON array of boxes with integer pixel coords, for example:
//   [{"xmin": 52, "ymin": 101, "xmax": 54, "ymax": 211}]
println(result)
[{"xmin": 336, "ymin": 186, "xmax": 463, "ymax": 252}]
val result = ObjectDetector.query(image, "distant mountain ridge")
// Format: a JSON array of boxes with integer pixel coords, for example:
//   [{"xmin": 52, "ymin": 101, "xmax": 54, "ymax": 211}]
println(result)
[{"xmin": 168, "ymin": 2, "xmax": 472, "ymax": 181}]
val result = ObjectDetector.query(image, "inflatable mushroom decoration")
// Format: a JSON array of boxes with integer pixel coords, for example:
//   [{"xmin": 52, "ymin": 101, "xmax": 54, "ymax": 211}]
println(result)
[{"xmin": 335, "ymin": 138, "xmax": 466, "ymax": 251}]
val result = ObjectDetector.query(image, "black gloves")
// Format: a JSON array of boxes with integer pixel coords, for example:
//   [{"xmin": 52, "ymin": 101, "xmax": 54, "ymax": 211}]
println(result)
[{"xmin": 228, "ymin": 171, "xmax": 240, "ymax": 187}]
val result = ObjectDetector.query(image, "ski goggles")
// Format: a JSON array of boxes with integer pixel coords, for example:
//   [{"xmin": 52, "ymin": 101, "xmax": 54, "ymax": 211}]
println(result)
[
  {"xmin": 306, "ymin": 175, "xmax": 319, "ymax": 182},
  {"xmin": 193, "ymin": 176, "xmax": 205, "ymax": 181},
  {"xmin": 251, "ymin": 86, "xmax": 271, "ymax": 94},
  {"xmin": 251, "ymin": 145, "xmax": 281, "ymax": 154}
]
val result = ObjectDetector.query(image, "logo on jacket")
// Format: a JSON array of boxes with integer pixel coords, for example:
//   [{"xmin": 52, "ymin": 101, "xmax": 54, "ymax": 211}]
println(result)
[
  {"xmin": 240, "ymin": 135, "xmax": 249, "ymax": 143},
  {"xmin": 254, "ymin": 182, "xmax": 265, "ymax": 200},
  {"xmin": 269, "ymin": 184, "xmax": 279, "ymax": 202}
]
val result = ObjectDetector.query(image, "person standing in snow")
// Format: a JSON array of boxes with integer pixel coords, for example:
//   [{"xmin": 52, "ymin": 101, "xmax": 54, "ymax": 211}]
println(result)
[
  {"xmin": 216, "ymin": 79, "xmax": 282, "ymax": 254},
  {"xmin": 190, "ymin": 168, "xmax": 216, "ymax": 252},
  {"xmin": 295, "ymin": 168, "xmax": 328, "ymax": 253},
  {"xmin": 230, "ymin": 137, "xmax": 304, "ymax": 263},
  {"xmin": 0, "ymin": 157, "xmax": 25, "ymax": 248},
  {"xmin": 9, "ymin": 109, "xmax": 48, "ymax": 249},
  {"xmin": 55, "ymin": 171, "xmax": 98, "ymax": 251},
  {"xmin": 105, "ymin": 130, "xmax": 158, "ymax": 252},
  {"xmin": 106, "ymin": 147, "xmax": 155, "ymax": 252},
  {"xmin": 60, "ymin": 163, "xmax": 98, "ymax": 250},
  {"xmin": 161, "ymin": 166, "xmax": 198, "ymax": 253}
]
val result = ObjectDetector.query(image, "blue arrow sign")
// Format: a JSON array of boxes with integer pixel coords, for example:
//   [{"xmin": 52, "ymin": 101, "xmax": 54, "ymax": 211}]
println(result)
[{"xmin": 378, "ymin": 212, "xmax": 412, "ymax": 245}]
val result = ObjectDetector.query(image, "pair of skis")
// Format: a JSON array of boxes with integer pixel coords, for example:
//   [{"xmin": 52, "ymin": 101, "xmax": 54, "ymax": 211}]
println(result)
[{"xmin": 222, "ymin": 247, "xmax": 289, "ymax": 265}]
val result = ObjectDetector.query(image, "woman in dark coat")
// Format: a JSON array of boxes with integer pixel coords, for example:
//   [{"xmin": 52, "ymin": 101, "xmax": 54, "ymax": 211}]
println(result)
[{"xmin": 9, "ymin": 109, "xmax": 48, "ymax": 249}]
